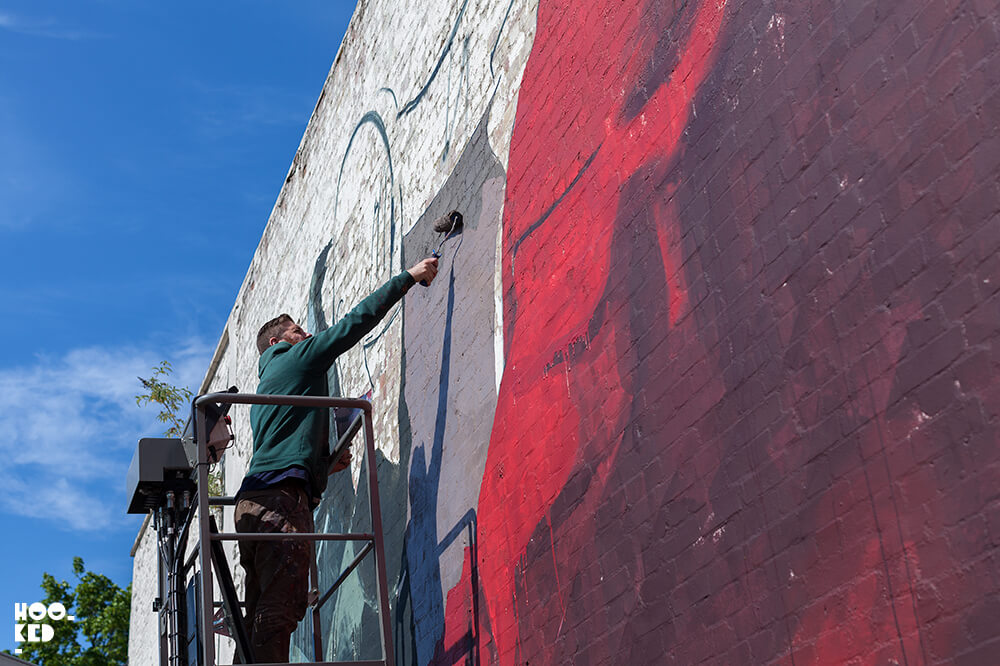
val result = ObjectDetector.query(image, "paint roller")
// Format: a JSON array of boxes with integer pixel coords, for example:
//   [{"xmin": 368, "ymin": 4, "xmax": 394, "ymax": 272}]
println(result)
[{"xmin": 420, "ymin": 210, "xmax": 464, "ymax": 286}]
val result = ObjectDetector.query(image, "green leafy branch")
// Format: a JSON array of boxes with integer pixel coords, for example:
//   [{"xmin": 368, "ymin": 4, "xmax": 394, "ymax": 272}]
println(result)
[{"xmin": 135, "ymin": 361, "xmax": 192, "ymax": 438}]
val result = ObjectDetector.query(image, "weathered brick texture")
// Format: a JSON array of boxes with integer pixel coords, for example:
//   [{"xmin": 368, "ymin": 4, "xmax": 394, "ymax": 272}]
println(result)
[{"xmin": 131, "ymin": 0, "xmax": 1000, "ymax": 663}]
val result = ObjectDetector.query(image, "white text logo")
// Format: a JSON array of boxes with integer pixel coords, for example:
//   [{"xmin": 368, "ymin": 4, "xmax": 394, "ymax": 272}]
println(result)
[{"xmin": 13, "ymin": 603, "xmax": 75, "ymax": 655}]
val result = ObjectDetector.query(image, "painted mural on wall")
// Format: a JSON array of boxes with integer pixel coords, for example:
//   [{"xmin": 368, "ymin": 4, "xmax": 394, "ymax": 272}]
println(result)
[
  {"xmin": 460, "ymin": 0, "xmax": 998, "ymax": 665},
  {"xmin": 162, "ymin": 0, "xmax": 998, "ymax": 663},
  {"xmin": 398, "ymin": 105, "xmax": 505, "ymax": 665},
  {"xmin": 474, "ymin": 0, "xmax": 732, "ymax": 662},
  {"xmin": 285, "ymin": 1, "xmax": 516, "ymax": 662}
]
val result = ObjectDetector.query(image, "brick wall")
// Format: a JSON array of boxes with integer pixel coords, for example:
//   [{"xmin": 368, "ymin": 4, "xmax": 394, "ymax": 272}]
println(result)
[
  {"xmin": 130, "ymin": 0, "xmax": 1000, "ymax": 663},
  {"xmin": 128, "ymin": 516, "xmax": 159, "ymax": 666},
  {"xmin": 479, "ymin": 0, "xmax": 997, "ymax": 662}
]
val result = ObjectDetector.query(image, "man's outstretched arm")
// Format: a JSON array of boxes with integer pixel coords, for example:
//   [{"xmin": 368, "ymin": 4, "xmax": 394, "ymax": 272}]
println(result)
[{"xmin": 292, "ymin": 257, "xmax": 439, "ymax": 370}]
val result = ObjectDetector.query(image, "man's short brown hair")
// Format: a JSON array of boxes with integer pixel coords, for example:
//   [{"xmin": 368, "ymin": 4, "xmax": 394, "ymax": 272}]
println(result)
[{"xmin": 256, "ymin": 314, "xmax": 294, "ymax": 354}]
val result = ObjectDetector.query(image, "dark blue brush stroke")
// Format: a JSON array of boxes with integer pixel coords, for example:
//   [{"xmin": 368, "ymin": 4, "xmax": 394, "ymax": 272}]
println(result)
[
  {"xmin": 397, "ymin": 0, "xmax": 469, "ymax": 118},
  {"xmin": 490, "ymin": 0, "xmax": 517, "ymax": 78},
  {"xmin": 404, "ymin": 267, "xmax": 456, "ymax": 664}
]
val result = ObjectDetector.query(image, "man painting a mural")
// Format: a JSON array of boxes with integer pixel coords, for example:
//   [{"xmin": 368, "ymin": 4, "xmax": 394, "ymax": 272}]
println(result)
[{"xmin": 233, "ymin": 256, "xmax": 439, "ymax": 663}]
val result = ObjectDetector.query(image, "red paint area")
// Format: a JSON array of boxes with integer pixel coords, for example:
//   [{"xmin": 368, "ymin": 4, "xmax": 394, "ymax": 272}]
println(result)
[
  {"xmin": 435, "ymin": 0, "xmax": 1000, "ymax": 662},
  {"xmin": 432, "ymin": 546, "xmax": 490, "ymax": 665},
  {"xmin": 472, "ymin": 0, "xmax": 729, "ymax": 662}
]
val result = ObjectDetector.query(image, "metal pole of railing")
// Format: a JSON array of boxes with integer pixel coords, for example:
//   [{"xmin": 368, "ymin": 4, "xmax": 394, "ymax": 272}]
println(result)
[
  {"xmin": 196, "ymin": 392, "xmax": 375, "ymax": 411},
  {"xmin": 363, "ymin": 410, "xmax": 395, "ymax": 666},
  {"xmin": 245, "ymin": 662, "xmax": 385, "ymax": 666},
  {"xmin": 196, "ymin": 403, "xmax": 216, "ymax": 666},
  {"xmin": 310, "ymin": 556, "xmax": 323, "ymax": 661},
  {"xmin": 315, "ymin": 542, "xmax": 375, "ymax": 611},
  {"xmin": 211, "ymin": 533, "xmax": 374, "ymax": 542}
]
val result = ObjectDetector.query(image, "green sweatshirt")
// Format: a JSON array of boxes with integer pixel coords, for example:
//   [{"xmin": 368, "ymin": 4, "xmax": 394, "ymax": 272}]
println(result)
[{"xmin": 246, "ymin": 271, "xmax": 415, "ymax": 497}]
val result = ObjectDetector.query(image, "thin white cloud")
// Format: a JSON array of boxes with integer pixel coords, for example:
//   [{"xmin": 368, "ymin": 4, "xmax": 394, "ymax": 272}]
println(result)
[
  {"xmin": 2, "ymin": 477, "xmax": 117, "ymax": 532},
  {"xmin": 0, "ymin": 340, "xmax": 212, "ymax": 532},
  {"xmin": 0, "ymin": 96, "xmax": 78, "ymax": 232},
  {"xmin": 0, "ymin": 11, "xmax": 107, "ymax": 40},
  {"xmin": 187, "ymin": 81, "xmax": 314, "ymax": 137}
]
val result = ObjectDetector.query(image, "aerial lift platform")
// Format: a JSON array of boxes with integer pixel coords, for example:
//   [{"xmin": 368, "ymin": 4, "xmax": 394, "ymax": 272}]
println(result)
[{"xmin": 127, "ymin": 391, "xmax": 395, "ymax": 666}]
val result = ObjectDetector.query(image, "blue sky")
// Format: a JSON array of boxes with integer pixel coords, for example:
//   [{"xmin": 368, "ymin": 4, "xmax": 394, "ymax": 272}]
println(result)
[{"xmin": 0, "ymin": 0, "xmax": 356, "ymax": 649}]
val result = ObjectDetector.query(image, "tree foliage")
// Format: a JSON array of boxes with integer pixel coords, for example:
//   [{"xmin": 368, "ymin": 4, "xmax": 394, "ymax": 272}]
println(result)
[
  {"xmin": 5, "ymin": 557, "xmax": 130, "ymax": 666},
  {"xmin": 134, "ymin": 360, "xmax": 224, "ymax": 497},
  {"xmin": 136, "ymin": 360, "xmax": 193, "ymax": 437}
]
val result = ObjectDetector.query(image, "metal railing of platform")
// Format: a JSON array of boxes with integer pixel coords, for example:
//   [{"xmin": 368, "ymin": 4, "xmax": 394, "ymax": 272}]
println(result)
[{"xmin": 192, "ymin": 392, "xmax": 395, "ymax": 666}]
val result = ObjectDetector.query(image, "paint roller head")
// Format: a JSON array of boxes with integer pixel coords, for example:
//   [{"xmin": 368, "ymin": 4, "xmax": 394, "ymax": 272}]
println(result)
[{"xmin": 432, "ymin": 210, "xmax": 464, "ymax": 234}]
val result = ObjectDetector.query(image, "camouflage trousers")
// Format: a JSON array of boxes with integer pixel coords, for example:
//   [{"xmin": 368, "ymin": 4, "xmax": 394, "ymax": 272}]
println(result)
[{"xmin": 234, "ymin": 481, "xmax": 314, "ymax": 664}]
